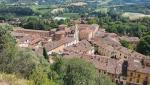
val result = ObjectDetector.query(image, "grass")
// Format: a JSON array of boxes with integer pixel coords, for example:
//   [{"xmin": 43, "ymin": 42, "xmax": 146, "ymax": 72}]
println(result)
[
  {"xmin": 122, "ymin": 12, "xmax": 150, "ymax": 20},
  {"xmin": 0, "ymin": 73, "xmax": 34, "ymax": 85}
]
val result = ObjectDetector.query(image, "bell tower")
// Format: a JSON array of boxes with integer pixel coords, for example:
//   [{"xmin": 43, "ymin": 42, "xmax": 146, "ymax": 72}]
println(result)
[{"xmin": 74, "ymin": 24, "xmax": 79, "ymax": 43}]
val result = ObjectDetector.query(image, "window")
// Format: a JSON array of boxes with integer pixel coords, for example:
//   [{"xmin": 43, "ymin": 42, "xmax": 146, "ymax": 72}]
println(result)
[
  {"xmin": 124, "ymin": 56, "xmax": 127, "ymax": 58},
  {"xmin": 138, "ymin": 74, "xmax": 140, "ymax": 78},
  {"xmin": 99, "ymin": 70, "xmax": 101, "ymax": 73},
  {"xmin": 130, "ymin": 73, "xmax": 133, "ymax": 76},
  {"xmin": 129, "ymin": 78, "xmax": 132, "ymax": 82},
  {"xmin": 136, "ymin": 79, "xmax": 139, "ymax": 83}
]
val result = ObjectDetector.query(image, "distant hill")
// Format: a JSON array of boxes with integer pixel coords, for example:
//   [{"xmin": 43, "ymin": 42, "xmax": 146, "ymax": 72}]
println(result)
[
  {"xmin": 1, "ymin": 0, "xmax": 149, "ymax": 5},
  {"xmin": 0, "ymin": 0, "xmax": 99, "ymax": 4},
  {"xmin": 109, "ymin": 0, "xmax": 150, "ymax": 4}
]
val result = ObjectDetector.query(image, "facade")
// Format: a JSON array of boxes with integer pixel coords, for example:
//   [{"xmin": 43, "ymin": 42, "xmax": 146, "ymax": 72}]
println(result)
[
  {"xmin": 91, "ymin": 37, "xmax": 147, "ymax": 60},
  {"xmin": 78, "ymin": 24, "xmax": 99, "ymax": 41},
  {"xmin": 91, "ymin": 36, "xmax": 150, "ymax": 85}
]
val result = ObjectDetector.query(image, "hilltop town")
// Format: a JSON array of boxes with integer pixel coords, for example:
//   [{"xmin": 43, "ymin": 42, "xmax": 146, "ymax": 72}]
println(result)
[
  {"xmin": 0, "ymin": 0, "xmax": 150, "ymax": 85},
  {"xmin": 11, "ymin": 20, "xmax": 150, "ymax": 85}
]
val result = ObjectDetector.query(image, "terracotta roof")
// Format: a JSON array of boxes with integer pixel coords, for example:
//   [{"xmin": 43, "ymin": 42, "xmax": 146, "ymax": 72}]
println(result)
[
  {"xmin": 13, "ymin": 27, "xmax": 50, "ymax": 37},
  {"xmin": 17, "ymin": 35, "xmax": 42, "ymax": 48},
  {"xmin": 127, "ymin": 57, "xmax": 150, "ymax": 74},
  {"xmin": 91, "ymin": 37, "xmax": 114, "ymax": 51},
  {"xmin": 120, "ymin": 36, "xmax": 140, "ymax": 42},
  {"xmin": 92, "ymin": 36, "xmax": 148, "ymax": 59},
  {"xmin": 11, "ymin": 31, "xmax": 28, "ymax": 37},
  {"xmin": 79, "ymin": 29, "xmax": 93, "ymax": 40},
  {"xmin": 107, "ymin": 59, "xmax": 123, "ymax": 74},
  {"xmin": 78, "ymin": 24, "xmax": 98, "ymax": 31},
  {"xmin": 30, "ymin": 38, "xmax": 42, "ymax": 45},
  {"xmin": 64, "ymin": 40, "xmax": 92, "ymax": 55},
  {"xmin": 44, "ymin": 37, "xmax": 75, "ymax": 51},
  {"xmin": 14, "ymin": 27, "xmax": 49, "ymax": 32},
  {"xmin": 55, "ymin": 30, "xmax": 66, "ymax": 34},
  {"xmin": 18, "ymin": 34, "xmax": 40, "ymax": 43},
  {"xmin": 64, "ymin": 54, "xmax": 123, "ymax": 75}
]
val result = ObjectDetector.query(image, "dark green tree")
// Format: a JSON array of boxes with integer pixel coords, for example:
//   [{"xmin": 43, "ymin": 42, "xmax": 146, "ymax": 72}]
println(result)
[
  {"xmin": 120, "ymin": 40, "xmax": 130, "ymax": 48},
  {"xmin": 52, "ymin": 58, "xmax": 95, "ymax": 85},
  {"xmin": 43, "ymin": 47, "xmax": 49, "ymax": 60},
  {"xmin": 137, "ymin": 35, "xmax": 150, "ymax": 56},
  {"xmin": 0, "ymin": 24, "xmax": 17, "ymax": 72},
  {"xmin": 52, "ymin": 57, "xmax": 114, "ymax": 85}
]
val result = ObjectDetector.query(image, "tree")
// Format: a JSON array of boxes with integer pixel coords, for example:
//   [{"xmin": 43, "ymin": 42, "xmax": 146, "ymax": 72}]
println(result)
[
  {"xmin": 11, "ymin": 48, "xmax": 41, "ymax": 78},
  {"xmin": 88, "ymin": 19, "xmax": 97, "ymax": 24},
  {"xmin": 29, "ymin": 64, "xmax": 58, "ymax": 85},
  {"xmin": 120, "ymin": 40, "xmax": 130, "ymax": 48},
  {"xmin": 21, "ymin": 17, "xmax": 51, "ymax": 30},
  {"xmin": 95, "ymin": 73, "xmax": 115, "ymax": 85},
  {"xmin": 52, "ymin": 57, "xmax": 114, "ymax": 85},
  {"xmin": 43, "ymin": 47, "xmax": 49, "ymax": 60},
  {"xmin": 63, "ymin": 58, "xmax": 97, "ymax": 85},
  {"xmin": 0, "ymin": 24, "xmax": 59, "ymax": 85},
  {"xmin": 137, "ymin": 35, "xmax": 150, "ymax": 56},
  {"xmin": 0, "ymin": 24, "xmax": 17, "ymax": 72}
]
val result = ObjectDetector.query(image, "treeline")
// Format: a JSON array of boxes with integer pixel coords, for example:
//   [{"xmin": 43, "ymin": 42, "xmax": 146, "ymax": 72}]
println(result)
[
  {"xmin": 0, "ymin": 6, "xmax": 34, "ymax": 16},
  {"xmin": 111, "ymin": 3, "xmax": 150, "ymax": 14},
  {"xmin": 88, "ymin": 12, "xmax": 150, "ymax": 56},
  {"xmin": 93, "ymin": 12, "xmax": 150, "ymax": 38},
  {"xmin": 20, "ymin": 17, "xmax": 72, "ymax": 30},
  {"xmin": 0, "ymin": 24, "xmax": 114, "ymax": 85}
]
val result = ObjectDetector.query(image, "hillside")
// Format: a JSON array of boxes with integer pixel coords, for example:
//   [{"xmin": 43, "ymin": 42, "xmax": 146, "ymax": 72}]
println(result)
[
  {"xmin": 0, "ymin": 0, "xmax": 100, "ymax": 4},
  {"xmin": 109, "ymin": 0, "xmax": 150, "ymax": 5},
  {"xmin": 1, "ymin": 0, "xmax": 150, "ymax": 4}
]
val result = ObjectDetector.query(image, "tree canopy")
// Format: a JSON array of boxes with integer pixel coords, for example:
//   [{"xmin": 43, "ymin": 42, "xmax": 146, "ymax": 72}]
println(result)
[
  {"xmin": 52, "ymin": 57, "xmax": 114, "ymax": 85},
  {"xmin": 90, "ymin": 12, "xmax": 150, "ymax": 38},
  {"xmin": 137, "ymin": 35, "xmax": 150, "ymax": 56}
]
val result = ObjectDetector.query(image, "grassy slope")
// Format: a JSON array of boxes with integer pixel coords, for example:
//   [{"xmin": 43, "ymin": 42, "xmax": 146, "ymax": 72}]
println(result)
[{"xmin": 0, "ymin": 73, "xmax": 34, "ymax": 85}]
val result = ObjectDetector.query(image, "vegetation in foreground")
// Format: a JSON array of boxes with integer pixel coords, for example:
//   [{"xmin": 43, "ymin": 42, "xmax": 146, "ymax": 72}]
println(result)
[
  {"xmin": 0, "ymin": 24, "xmax": 114, "ymax": 85},
  {"xmin": 0, "ymin": 73, "xmax": 34, "ymax": 85}
]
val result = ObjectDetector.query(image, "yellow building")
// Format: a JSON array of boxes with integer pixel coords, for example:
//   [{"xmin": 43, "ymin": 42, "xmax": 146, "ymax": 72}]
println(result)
[{"xmin": 127, "ymin": 71, "xmax": 150, "ymax": 85}]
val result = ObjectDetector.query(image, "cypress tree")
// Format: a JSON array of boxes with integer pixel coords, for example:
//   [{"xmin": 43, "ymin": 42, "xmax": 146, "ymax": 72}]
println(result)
[{"xmin": 43, "ymin": 47, "xmax": 49, "ymax": 60}]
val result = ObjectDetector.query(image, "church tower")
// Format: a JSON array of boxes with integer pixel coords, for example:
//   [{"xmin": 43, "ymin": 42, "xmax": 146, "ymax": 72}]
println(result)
[{"xmin": 74, "ymin": 24, "xmax": 79, "ymax": 43}]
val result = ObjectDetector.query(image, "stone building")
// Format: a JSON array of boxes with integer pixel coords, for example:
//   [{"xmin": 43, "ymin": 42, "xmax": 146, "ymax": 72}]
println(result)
[
  {"xmin": 44, "ymin": 37, "xmax": 78, "ymax": 55},
  {"xmin": 63, "ymin": 40, "xmax": 95, "ymax": 55},
  {"xmin": 120, "ymin": 36, "xmax": 140, "ymax": 46},
  {"xmin": 13, "ymin": 27, "xmax": 50, "ymax": 37}
]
